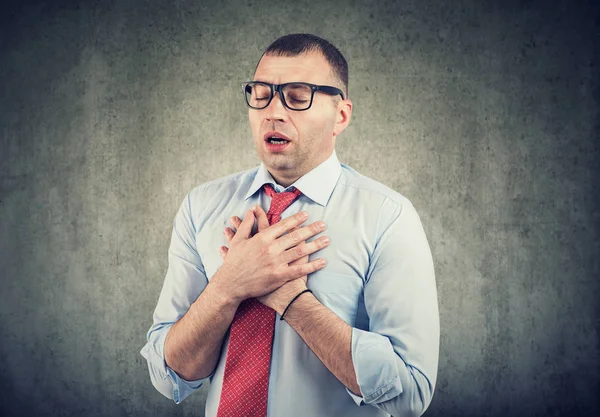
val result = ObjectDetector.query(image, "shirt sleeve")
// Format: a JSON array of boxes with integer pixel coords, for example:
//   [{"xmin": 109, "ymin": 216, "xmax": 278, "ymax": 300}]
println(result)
[
  {"xmin": 140, "ymin": 191, "xmax": 212, "ymax": 404},
  {"xmin": 346, "ymin": 197, "xmax": 440, "ymax": 417}
]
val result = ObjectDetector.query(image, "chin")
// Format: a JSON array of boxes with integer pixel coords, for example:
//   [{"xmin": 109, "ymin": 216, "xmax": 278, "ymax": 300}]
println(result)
[{"xmin": 265, "ymin": 156, "xmax": 297, "ymax": 170}]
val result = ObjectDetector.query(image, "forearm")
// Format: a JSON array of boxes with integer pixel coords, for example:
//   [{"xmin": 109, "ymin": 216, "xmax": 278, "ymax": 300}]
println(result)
[
  {"xmin": 279, "ymin": 293, "xmax": 361, "ymax": 396},
  {"xmin": 164, "ymin": 270, "xmax": 240, "ymax": 381}
]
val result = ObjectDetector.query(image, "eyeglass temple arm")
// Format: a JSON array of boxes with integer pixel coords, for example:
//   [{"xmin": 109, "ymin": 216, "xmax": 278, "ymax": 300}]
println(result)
[{"xmin": 316, "ymin": 85, "xmax": 345, "ymax": 100}]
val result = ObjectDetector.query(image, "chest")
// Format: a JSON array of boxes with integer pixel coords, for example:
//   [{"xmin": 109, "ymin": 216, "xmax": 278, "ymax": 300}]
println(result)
[{"xmin": 194, "ymin": 205, "xmax": 373, "ymax": 325}]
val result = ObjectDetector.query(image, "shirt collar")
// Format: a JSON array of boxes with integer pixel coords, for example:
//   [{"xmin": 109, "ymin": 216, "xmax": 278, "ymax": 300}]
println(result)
[{"xmin": 244, "ymin": 149, "xmax": 342, "ymax": 207}]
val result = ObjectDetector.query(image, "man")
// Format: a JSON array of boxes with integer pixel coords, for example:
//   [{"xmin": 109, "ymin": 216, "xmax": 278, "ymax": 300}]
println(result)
[{"xmin": 141, "ymin": 33, "xmax": 439, "ymax": 417}]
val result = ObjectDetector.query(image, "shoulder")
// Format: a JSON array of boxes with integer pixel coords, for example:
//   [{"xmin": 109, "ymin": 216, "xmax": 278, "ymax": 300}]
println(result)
[
  {"xmin": 337, "ymin": 163, "xmax": 415, "ymax": 216},
  {"xmin": 173, "ymin": 166, "xmax": 259, "ymax": 222},
  {"xmin": 186, "ymin": 166, "xmax": 258, "ymax": 201}
]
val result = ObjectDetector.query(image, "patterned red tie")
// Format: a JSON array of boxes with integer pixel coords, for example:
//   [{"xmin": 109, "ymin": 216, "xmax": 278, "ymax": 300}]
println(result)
[{"xmin": 217, "ymin": 184, "xmax": 303, "ymax": 417}]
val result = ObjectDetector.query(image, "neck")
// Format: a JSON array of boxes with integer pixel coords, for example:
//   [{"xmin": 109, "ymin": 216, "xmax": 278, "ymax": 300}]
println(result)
[
  {"xmin": 267, "ymin": 150, "xmax": 335, "ymax": 188},
  {"xmin": 270, "ymin": 174, "xmax": 300, "ymax": 188}
]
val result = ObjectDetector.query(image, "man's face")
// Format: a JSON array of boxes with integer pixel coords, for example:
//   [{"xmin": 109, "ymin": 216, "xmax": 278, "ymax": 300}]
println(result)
[{"xmin": 249, "ymin": 51, "xmax": 344, "ymax": 183}]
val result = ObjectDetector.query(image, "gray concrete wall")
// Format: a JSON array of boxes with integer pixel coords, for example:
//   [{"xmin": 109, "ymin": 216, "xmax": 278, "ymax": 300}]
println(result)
[{"xmin": 1, "ymin": 0, "xmax": 598, "ymax": 416}]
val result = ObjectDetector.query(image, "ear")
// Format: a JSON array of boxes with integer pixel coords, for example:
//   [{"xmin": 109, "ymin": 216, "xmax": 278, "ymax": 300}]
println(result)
[{"xmin": 333, "ymin": 98, "xmax": 353, "ymax": 137}]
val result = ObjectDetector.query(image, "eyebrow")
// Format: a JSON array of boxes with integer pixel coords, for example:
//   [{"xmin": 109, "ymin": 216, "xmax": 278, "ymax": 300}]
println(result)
[{"xmin": 252, "ymin": 80, "xmax": 308, "ymax": 84}]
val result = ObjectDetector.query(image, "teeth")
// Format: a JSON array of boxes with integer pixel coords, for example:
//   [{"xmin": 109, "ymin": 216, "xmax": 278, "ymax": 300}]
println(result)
[{"xmin": 268, "ymin": 137, "xmax": 289, "ymax": 144}]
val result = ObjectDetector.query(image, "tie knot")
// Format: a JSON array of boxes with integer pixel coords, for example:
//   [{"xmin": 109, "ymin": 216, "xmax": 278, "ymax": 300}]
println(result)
[{"xmin": 262, "ymin": 184, "xmax": 302, "ymax": 224}]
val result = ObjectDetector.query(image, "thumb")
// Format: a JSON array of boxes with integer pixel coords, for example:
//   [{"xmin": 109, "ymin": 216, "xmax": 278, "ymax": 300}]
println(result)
[
  {"xmin": 253, "ymin": 205, "xmax": 270, "ymax": 232},
  {"xmin": 231, "ymin": 210, "xmax": 254, "ymax": 243},
  {"xmin": 219, "ymin": 246, "xmax": 229, "ymax": 259}
]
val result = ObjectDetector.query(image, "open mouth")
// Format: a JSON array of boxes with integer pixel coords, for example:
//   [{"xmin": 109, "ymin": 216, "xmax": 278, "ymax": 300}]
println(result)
[{"xmin": 266, "ymin": 137, "xmax": 291, "ymax": 144}]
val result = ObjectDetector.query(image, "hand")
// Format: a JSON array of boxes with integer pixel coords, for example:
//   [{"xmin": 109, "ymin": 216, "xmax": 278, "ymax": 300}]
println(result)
[
  {"xmin": 220, "ymin": 206, "xmax": 319, "ymax": 313},
  {"xmin": 212, "ymin": 205, "xmax": 329, "ymax": 304}
]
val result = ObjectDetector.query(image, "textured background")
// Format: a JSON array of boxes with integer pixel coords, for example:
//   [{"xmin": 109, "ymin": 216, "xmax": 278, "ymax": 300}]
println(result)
[{"xmin": 1, "ymin": 0, "xmax": 598, "ymax": 416}]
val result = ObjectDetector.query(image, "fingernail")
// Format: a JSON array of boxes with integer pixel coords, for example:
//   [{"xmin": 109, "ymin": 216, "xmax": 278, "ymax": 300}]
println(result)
[{"xmin": 300, "ymin": 211, "xmax": 308, "ymax": 219}]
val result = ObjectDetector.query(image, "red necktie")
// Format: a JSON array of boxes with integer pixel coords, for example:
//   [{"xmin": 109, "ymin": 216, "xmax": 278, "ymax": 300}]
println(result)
[{"xmin": 217, "ymin": 184, "xmax": 303, "ymax": 417}]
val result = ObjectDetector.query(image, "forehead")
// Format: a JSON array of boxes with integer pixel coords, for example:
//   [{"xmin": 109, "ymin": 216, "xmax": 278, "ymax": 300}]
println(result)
[{"xmin": 253, "ymin": 52, "xmax": 334, "ymax": 85}]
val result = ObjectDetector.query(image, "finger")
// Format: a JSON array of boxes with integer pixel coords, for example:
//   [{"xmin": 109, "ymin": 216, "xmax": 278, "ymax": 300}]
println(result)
[
  {"xmin": 261, "ymin": 210, "xmax": 310, "ymax": 241},
  {"xmin": 230, "ymin": 216, "xmax": 242, "ymax": 231},
  {"xmin": 275, "ymin": 220, "xmax": 326, "ymax": 253},
  {"xmin": 252, "ymin": 205, "xmax": 270, "ymax": 233},
  {"xmin": 223, "ymin": 227, "xmax": 234, "ymax": 244},
  {"xmin": 232, "ymin": 214, "xmax": 260, "ymax": 238},
  {"xmin": 283, "ymin": 258, "xmax": 327, "ymax": 280},
  {"xmin": 282, "ymin": 235, "xmax": 330, "ymax": 264},
  {"xmin": 218, "ymin": 246, "xmax": 229, "ymax": 259},
  {"xmin": 231, "ymin": 210, "xmax": 255, "ymax": 244},
  {"xmin": 289, "ymin": 253, "xmax": 309, "ymax": 266},
  {"xmin": 284, "ymin": 226, "xmax": 301, "ymax": 241}
]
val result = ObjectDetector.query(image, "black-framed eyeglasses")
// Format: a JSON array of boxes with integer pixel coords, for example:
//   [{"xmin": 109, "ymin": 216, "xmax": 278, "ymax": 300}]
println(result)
[{"xmin": 242, "ymin": 81, "xmax": 345, "ymax": 111}]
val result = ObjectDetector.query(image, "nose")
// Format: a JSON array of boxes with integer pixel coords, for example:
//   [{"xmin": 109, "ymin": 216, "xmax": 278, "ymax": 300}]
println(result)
[{"xmin": 264, "ymin": 91, "xmax": 287, "ymax": 121}]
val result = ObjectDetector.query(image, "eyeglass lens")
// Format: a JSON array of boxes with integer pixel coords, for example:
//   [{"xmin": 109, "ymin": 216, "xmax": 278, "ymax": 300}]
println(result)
[{"xmin": 245, "ymin": 83, "xmax": 313, "ymax": 110}]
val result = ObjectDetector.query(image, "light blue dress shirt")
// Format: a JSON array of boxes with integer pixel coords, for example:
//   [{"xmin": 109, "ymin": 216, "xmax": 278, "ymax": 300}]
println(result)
[{"xmin": 140, "ymin": 150, "xmax": 439, "ymax": 417}]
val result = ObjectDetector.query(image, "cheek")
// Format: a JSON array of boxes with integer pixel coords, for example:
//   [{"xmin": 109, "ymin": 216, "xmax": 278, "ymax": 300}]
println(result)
[
  {"xmin": 248, "ymin": 113, "xmax": 261, "ymax": 137},
  {"xmin": 303, "ymin": 113, "xmax": 336, "ymax": 138}
]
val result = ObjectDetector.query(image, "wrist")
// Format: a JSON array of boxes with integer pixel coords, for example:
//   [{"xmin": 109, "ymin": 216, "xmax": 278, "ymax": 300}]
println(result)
[
  {"xmin": 210, "ymin": 265, "xmax": 246, "ymax": 305},
  {"xmin": 279, "ymin": 290, "xmax": 320, "ymax": 326},
  {"xmin": 280, "ymin": 289, "xmax": 313, "ymax": 320},
  {"xmin": 273, "ymin": 279, "xmax": 308, "ymax": 315},
  {"xmin": 204, "ymin": 276, "xmax": 242, "ymax": 311}
]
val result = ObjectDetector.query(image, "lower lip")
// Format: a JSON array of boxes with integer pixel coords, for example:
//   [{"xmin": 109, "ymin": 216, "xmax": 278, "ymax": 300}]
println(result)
[{"xmin": 265, "ymin": 140, "xmax": 291, "ymax": 152}]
